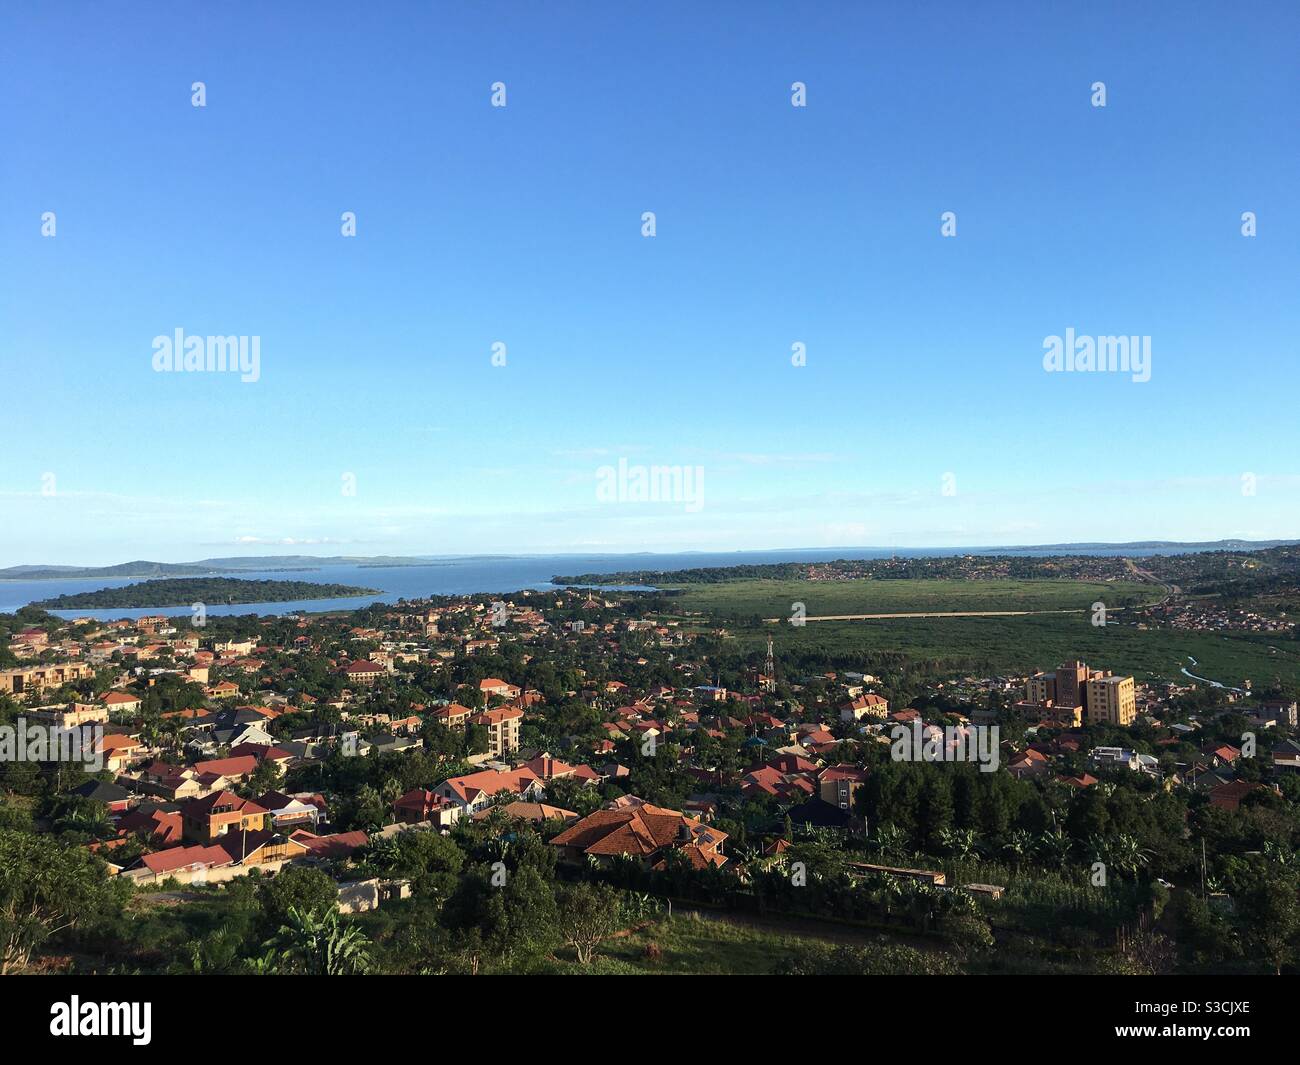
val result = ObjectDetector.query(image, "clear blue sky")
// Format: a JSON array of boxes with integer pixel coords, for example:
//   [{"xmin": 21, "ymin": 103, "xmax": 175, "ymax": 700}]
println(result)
[{"xmin": 1, "ymin": 1, "xmax": 1297, "ymax": 564}]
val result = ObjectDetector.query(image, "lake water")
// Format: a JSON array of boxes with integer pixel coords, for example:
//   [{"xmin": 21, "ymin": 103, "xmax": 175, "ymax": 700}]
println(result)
[{"xmin": 0, "ymin": 545, "xmax": 1242, "ymax": 621}]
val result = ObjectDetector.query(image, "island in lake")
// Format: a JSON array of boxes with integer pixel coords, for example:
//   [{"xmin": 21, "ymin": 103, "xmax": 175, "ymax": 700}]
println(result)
[{"xmin": 32, "ymin": 577, "xmax": 381, "ymax": 609}]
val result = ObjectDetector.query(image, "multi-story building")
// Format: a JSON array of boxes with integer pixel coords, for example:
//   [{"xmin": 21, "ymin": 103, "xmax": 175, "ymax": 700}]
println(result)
[
  {"xmin": 0, "ymin": 662, "xmax": 94, "ymax": 695},
  {"xmin": 429, "ymin": 702, "xmax": 474, "ymax": 729},
  {"xmin": 469, "ymin": 706, "xmax": 523, "ymax": 758},
  {"xmin": 1027, "ymin": 660, "xmax": 1136, "ymax": 727},
  {"xmin": 818, "ymin": 764, "xmax": 868, "ymax": 811},
  {"xmin": 1085, "ymin": 674, "xmax": 1137, "ymax": 726},
  {"xmin": 341, "ymin": 660, "xmax": 385, "ymax": 686},
  {"xmin": 1055, "ymin": 660, "xmax": 1088, "ymax": 708},
  {"xmin": 1025, "ymin": 671, "xmax": 1056, "ymax": 705},
  {"xmin": 26, "ymin": 702, "xmax": 110, "ymax": 729},
  {"xmin": 179, "ymin": 791, "xmax": 269, "ymax": 843},
  {"xmin": 841, "ymin": 693, "xmax": 889, "ymax": 722}
]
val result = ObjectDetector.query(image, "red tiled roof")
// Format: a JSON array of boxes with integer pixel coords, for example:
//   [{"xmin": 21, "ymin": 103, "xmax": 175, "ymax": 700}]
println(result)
[
  {"xmin": 343, "ymin": 660, "xmax": 384, "ymax": 674},
  {"xmin": 550, "ymin": 801, "xmax": 727, "ymax": 863},
  {"xmin": 140, "ymin": 843, "xmax": 231, "ymax": 875},
  {"xmin": 290, "ymin": 829, "xmax": 368, "ymax": 860}
]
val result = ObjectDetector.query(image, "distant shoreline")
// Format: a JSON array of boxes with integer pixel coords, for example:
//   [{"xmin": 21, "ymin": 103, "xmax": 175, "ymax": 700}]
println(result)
[{"xmin": 5, "ymin": 540, "xmax": 1296, "ymax": 581}]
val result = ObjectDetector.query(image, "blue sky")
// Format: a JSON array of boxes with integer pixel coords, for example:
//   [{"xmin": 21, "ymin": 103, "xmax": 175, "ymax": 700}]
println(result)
[{"xmin": 1, "ymin": 1, "xmax": 1297, "ymax": 565}]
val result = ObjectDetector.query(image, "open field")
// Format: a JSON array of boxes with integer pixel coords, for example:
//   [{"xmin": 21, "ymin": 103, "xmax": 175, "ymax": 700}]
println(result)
[
  {"xmin": 539, "ymin": 912, "xmax": 958, "ymax": 975},
  {"xmin": 727, "ymin": 612, "xmax": 1300, "ymax": 688},
  {"xmin": 666, "ymin": 578, "xmax": 1159, "ymax": 619}
]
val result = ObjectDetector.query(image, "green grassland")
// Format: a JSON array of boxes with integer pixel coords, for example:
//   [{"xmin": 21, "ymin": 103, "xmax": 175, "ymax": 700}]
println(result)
[
  {"xmin": 538, "ymin": 912, "xmax": 957, "ymax": 975},
  {"xmin": 731, "ymin": 612, "xmax": 1300, "ymax": 688},
  {"xmin": 666, "ymin": 577, "xmax": 1158, "ymax": 619}
]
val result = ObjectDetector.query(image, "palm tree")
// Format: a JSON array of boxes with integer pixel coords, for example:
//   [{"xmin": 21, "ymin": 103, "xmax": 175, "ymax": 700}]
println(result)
[
  {"xmin": 1001, "ymin": 829, "xmax": 1035, "ymax": 870},
  {"xmin": 270, "ymin": 905, "xmax": 371, "ymax": 975},
  {"xmin": 1102, "ymin": 834, "xmax": 1152, "ymax": 881},
  {"xmin": 872, "ymin": 823, "xmax": 906, "ymax": 861},
  {"xmin": 938, "ymin": 827, "xmax": 979, "ymax": 862},
  {"xmin": 1037, "ymin": 828, "xmax": 1073, "ymax": 867}
]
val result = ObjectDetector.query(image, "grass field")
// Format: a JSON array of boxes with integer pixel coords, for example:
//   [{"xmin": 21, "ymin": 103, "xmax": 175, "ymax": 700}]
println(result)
[
  {"xmin": 666, "ymin": 578, "xmax": 1159, "ymax": 619},
  {"xmin": 731, "ymin": 612, "xmax": 1300, "ymax": 688},
  {"xmin": 540, "ymin": 911, "xmax": 956, "ymax": 975}
]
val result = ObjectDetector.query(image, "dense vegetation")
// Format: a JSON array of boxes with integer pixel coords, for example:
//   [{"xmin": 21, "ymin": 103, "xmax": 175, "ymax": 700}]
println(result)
[
  {"xmin": 555, "ymin": 543, "xmax": 1300, "ymax": 589},
  {"xmin": 32, "ymin": 578, "xmax": 380, "ymax": 609}
]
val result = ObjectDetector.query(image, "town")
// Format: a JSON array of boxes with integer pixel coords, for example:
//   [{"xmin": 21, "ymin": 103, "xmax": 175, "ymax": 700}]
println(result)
[{"xmin": 2, "ymin": 565, "xmax": 1298, "ymax": 976}]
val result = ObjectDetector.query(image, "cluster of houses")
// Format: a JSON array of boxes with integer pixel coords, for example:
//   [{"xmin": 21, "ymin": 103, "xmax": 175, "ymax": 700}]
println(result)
[
  {"xmin": 6, "ymin": 594, "xmax": 1300, "ymax": 910},
  {"xmin": 1140, "ymin": 600, "xmax": 1295, "ymax": 635}
]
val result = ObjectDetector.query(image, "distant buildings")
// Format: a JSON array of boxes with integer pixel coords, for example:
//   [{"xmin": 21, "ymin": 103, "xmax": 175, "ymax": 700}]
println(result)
[
  {"xmin": 841, "ymin": 693, "xmax": 889, "ymax": 722},
  {"xmin": 341, "ymin": 660, "xmax": 385, "ymax": 685}
]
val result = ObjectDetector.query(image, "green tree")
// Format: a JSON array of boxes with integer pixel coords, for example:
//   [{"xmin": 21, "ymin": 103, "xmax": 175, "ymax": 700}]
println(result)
[
  {"xmin": 0, "ymin": 828, "xmax": 120, "ymax": 974},
  {"xmin": 257, "ymin": 865, "xmax": 338, "ymax": 935},
  {"xmin": 556, "ymin": 881, "xmax": 623, "ymax": 965}
]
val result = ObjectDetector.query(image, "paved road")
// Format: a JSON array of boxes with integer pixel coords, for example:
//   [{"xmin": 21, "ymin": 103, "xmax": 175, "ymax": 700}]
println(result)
[
  {"xmin": 1123, "ymin": 558, "xmax": 1181, "ymax": 604},
  {"xmin": 763, "ymin": 608, "xmax": 1097, "ymax": 623}
]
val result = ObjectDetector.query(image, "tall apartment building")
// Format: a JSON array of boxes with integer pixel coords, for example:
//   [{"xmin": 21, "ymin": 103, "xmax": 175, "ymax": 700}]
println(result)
[
  {"xmin": 1025, "ymin": 672, "xmax": 1056, "ymax": 705},
  {"xmin": 1085, "ymin": 674, "xmax": 1137, "ymax": 726},
  {"xmin": 1055, "ymin": 660, "xmax": 1088, "ymax": 708},
  {"xmin": 1026, "ymin": 660, "xmax": 1136, "ymax": 728},
  {"xmin": 470, "ymin": 706, "xmax": 523, "ymax": 758}
]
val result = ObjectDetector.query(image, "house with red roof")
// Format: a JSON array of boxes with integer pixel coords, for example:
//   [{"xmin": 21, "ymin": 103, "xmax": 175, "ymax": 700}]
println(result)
[
  {"xmin": 429, "ymin": 702, "xmax": 474, "ymax": 729},
  {"xmin": 432, "ymin": 767, "xmax": 544, "ymax": 817},
  {"xmin": 842, "ymin": 693, "xmax": 889, "ymax": 722},
  {"xmin": 392, "ymin": 788, "xmax": 461, "ymax": 827},
  {"xmin": 102, "ymin": 690, "xmax": 144, "ymax": 714},
  {"xmin": 290, "ymin": 828, "xmax": 369, "ymax": 861},
  {"xmin": 96, "ymin": 733, "xmax": 146, "ymax": 773},
  {"xmin": 818, "ymin": 763, "xmax": 868, "ymax": 810},
  {"xmin": 117, "ymin": 805, "xmax": 184, "ymax": 846},
  {"xmin": 342, "ymin": 660, "xmax": 385, "ymax": 685},
  {"xmin": 179, "ymin": 791, "xmax": 268, "ymax": 843},
  {"xmin": 479, "ymin": 677, "xmax": 521, "ymax": 700},
  {"xmin": 190, "ymin": 754, "xmax": 260, "ymax": 783},
  {"xmin": 1008, "ymin": 748, "xmax": 1050, "ymax": 779},
  {"xmin": 1209, "ymin": 780, "xmax": 1268, "ymax": 811},
  {"xmin": 550, "ymin": 797, "xmax": 728, "ymax": 870},
  {"xmin": 136, "ymin": 843, "xmax": 233, "ymax": 880}
]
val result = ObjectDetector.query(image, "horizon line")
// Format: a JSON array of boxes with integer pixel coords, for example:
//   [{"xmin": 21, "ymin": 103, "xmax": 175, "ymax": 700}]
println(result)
[{"xmin": 5, "ymin": 537, "xmax": 1297, "ymax": 571}]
